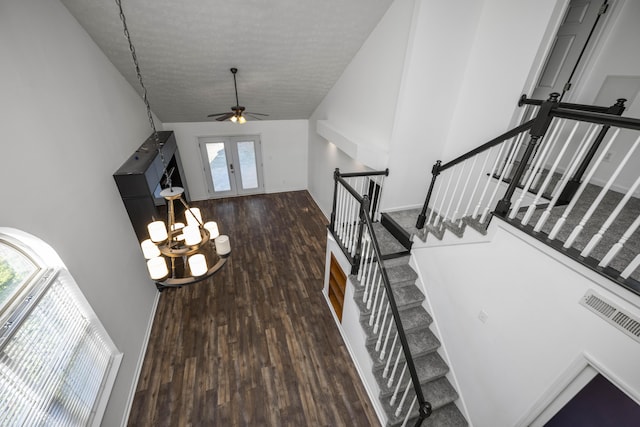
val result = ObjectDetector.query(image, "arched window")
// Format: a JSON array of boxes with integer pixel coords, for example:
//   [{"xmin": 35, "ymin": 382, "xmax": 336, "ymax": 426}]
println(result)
[{"xmin": 0, "ymin": 228, "xmax": 121, "ymax": 426}]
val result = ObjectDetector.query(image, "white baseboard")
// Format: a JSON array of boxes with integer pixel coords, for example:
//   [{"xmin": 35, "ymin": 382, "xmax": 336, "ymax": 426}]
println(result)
[{"xmin": 120, "ymin": 289, "xmax": 161, "ymax": 427}]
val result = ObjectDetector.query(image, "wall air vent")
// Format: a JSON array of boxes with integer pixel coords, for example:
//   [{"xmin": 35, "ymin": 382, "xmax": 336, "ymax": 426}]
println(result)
[{"xmin": 580, "ymin": 290, "xmax": 640, "ymax": 344}]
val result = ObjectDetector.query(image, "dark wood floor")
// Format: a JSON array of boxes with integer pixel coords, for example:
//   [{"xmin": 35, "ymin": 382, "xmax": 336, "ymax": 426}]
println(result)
[{"xmin": 127, "ymin": 191, "xmax": 380, "ymax": 427}]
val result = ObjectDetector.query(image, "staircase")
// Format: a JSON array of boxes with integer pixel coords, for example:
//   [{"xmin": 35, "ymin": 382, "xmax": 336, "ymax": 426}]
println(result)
[
  {"xmin": 351, "ymin": 222, "xmax": 467, "ymax": 426},
  {"xmin": 327, "ymin": 94, "xmax": 640, "ymax": 427}
]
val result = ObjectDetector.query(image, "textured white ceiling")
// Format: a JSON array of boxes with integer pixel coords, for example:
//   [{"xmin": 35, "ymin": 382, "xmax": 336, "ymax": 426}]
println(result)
[{"xmin": 59, "ymin": 0, "xmax": 395, "ymax": 122}]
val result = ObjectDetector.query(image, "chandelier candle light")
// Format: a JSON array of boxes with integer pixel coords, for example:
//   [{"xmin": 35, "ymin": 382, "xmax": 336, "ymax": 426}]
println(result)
[
  {"xmin": 116, "ymin": 0, "xmax": 230, "ymax": 287},
  {"xmin": 140, "ymin": 186, "xmax": 230, "ymax": 285}
]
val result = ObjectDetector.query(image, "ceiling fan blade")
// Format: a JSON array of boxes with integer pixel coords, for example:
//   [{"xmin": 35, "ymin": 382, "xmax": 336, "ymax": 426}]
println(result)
[
  {"xmin": 244, "ymin": 112, "xmax": 269, "ymax": 116},
  {"xmin": 245, "ymin": 114, "xmax": 265, "ymax": 121},
  {"xmin": 215, "ymin": 113, "xmax": 235, "ymax": 121},
  {"xmin": 207, "ymin": 112, "xmax": 229, "ymax": 117}
]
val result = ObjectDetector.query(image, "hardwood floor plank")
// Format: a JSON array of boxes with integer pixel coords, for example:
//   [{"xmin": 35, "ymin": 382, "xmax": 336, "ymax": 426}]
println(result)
[{"xmin": 127, "ymin": 191, "xmax": 380, "ymax": 426}]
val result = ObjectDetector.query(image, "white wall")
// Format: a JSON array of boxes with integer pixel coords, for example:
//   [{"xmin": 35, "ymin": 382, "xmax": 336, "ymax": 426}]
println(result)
[
  {"xmin": 307, "ymin": 0, "xmax": 562, "ymax": 215},
  {"xmin": 413, "ymin": 223, "xmax": 640, "ymax": 426},
  {"xmin": 307, "ymin": 0, "xmax": 416, "ymax": 217},
  {"xmin": 381, "ymin": 0, "xmax": 485, "ymax": 211},
  {"xmin": 563, "ymin": 0, "xmax": 640, "ymax": 195},
  {"xmin": 164, "ymin": 120, "xmax": 308, "ymax": 201},
  {"xmin": 0, "ymin": 1, "xmax": 158, "ymax": 425},
  {"xmin": 442, "ymin": 0, "xmax": 561, "ymax": 160},
  {"xmin": 383, "ymin": 0, "xmax": 561, "ymax": 210}
]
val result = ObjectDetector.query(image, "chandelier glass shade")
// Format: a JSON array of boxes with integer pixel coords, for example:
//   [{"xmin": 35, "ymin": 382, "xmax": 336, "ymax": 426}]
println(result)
[{"xmin": 140, "ymin": 187, "xmax": 230, "ymax": 286}]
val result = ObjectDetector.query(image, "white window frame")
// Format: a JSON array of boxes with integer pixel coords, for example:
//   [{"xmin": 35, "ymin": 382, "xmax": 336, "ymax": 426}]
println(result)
[{"xmin": 0, "ymin": 227, "xmax": 122, "ymax": 426}]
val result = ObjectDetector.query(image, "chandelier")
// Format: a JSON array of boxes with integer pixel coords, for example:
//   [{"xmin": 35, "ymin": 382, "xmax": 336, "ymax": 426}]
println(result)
[{"xmin": 116, "ymin": 0, "xmax": 230, "ymax": 287}]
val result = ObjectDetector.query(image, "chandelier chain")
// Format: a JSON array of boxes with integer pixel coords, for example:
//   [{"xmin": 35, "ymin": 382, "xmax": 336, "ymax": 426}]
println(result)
[{"xmin": 115, "ymin": 0, "xmax": 171, "ymax": 188}]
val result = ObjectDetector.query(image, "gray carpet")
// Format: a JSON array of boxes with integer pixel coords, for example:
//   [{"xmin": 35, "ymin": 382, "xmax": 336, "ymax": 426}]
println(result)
[
  {"xmin": 515, "ymin": 183, "xmax": 640, "ymax": 282},
  {"xmin": 385, "ymin": 184, "xmax": 640, "ymax": 283}
]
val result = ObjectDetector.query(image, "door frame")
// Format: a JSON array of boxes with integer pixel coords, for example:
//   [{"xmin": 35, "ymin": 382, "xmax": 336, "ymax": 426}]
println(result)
[
  {"xmin": 512, "ymin": 0, "xmax": 622, "ymax": 125},
  {"xmin": 198, "ymin": 134, "xmax": 265, "ymax": 198}
]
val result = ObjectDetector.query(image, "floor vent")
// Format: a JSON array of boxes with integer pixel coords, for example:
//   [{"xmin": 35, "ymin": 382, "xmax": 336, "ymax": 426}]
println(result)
[{"xmin": 581, "ymin": 291, "xmax": 640, "ymax": 343}]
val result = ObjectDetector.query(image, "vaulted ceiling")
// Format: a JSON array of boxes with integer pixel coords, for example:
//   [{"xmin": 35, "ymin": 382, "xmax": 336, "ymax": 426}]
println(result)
[{"xmin": 59, "ymin": 0, "xmax": 395, "ymax": 123}]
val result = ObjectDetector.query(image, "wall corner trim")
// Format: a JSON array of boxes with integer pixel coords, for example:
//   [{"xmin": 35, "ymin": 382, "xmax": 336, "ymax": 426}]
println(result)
[{"xmin": 316, "ymin": 120, "xmax": 389, "ymax": 170}]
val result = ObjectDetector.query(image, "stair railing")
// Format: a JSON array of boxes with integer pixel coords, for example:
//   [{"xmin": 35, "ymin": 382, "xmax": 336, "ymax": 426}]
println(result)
[
  {"xmin": 357, "ymin": 196, "xmax": 433, "ymax": 426},
  {"xmin": 416, "ymin": 92, "xmax": 640, "ymax": 294},
  {"xmin": 330, "ymin": 171, "xmax": 432, "ymax": 425},
  {"xmin": 330, "ymin": 168, "xmax": 388, "ymax": 272}
]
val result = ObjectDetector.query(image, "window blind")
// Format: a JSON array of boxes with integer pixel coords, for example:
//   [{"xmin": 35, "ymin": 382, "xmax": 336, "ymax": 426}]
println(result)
[{"xmin": 0, "ymin": 236, "xmax": 120, "ymax": 427}]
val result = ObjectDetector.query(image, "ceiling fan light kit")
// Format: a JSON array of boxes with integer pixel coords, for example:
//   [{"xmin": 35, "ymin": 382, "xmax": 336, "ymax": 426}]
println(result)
[{"xmin": 207, "ymin": 68, "xmax": 268, "ymax": 123}]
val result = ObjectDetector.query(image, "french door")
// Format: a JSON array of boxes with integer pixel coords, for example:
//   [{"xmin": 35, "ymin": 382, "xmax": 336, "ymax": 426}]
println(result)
[{"xmin": 199, "ymin": 135, "xmax": 264, "ymax": 198}]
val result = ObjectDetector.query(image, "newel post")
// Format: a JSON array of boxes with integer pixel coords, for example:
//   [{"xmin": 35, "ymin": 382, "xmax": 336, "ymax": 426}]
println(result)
[
  {"xmin": 494, "ymin": 92, "xmax": 560, "ymax": 216},
  {"xmin": 416, "ymin": 160, "xmax": 442, "ymax": 229}
]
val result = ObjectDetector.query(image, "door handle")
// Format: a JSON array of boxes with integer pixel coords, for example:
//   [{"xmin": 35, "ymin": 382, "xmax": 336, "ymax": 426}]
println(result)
[{"xmin": 229, "ymin": 163, "xmax": 234, "ymax": 172}]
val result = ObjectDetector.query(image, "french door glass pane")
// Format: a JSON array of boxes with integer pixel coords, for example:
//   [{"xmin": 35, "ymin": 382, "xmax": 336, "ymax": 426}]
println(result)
[
  {"xmin": 206, "ymin": 143, "xmax": 231, "ymax": 192},
  {"xmin": 237, "ymin": 140, "xmax": 258, "ymax": 190}
]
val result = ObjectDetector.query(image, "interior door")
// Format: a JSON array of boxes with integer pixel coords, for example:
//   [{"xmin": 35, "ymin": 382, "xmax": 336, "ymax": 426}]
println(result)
[
  {"xmin": 199, "ymin": 135, "xmax": 264, "ymax": 198},
  {"xmin": 531, "ymin": 0, "xmax": 608, "ymax": 101}
]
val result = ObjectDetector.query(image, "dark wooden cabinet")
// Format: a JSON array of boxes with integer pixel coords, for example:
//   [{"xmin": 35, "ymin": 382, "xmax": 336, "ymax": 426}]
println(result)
[{"xmin": 114, "ymin": 131, "xmax": 189, "ymax": 241}]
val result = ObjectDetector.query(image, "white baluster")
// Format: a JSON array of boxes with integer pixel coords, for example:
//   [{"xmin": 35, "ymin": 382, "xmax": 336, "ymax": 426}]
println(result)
[
  {"xmin": 621, "ymin": 254, "xmax": 640, "ymax": 279},
  {"xmin": 373, "ymin": 297, "xmax": 388, "ymax": 335},
  {"xmin": 383, "ymin": 333, "xmax": 399, "ymax": 378},
  {"xmin": 363, "ymin": 251, "xmax": 377, "ymax": 303},
  {"xmin": 443, "ymin": 162, "xmax": 466, "ymax": 224},
  {"xmin": 549, "ymin": 127, "xmax": 620, "ymax": 239},
  {"xmin": 390, "ymin": 364, "xmax": 407, "ymax": 405},
  {"xmin": 456, "ymin": 156, "xmax": 478, "ymax": 227},
  {"xmin": 336, "ymin": 185, "xmax": 345, "ymax": 239},
  {"xmin": 369, "ymin": 277, "xmax": 383, "ymax": 325},
  {"xmin": 388, "ymin": 346, "xmax": 403, "ymax": 387},
  {"xmin": 519, "ymin": 121, "xmax": 556, "ymax": 189},
  {"xmin": 473, "ymin": 144, "xmax": 505, "ymax": 221},
  {"xmin": 534, "ymin": 125, "xmax": 599, "ymax": 233},
  {"xmin": 480, "ymin": 135, "xmax": 521, "ymax": 223},
  {"xmin": 562, "ymin": 133, "xmax": 640, "ymax": 246},
  {"xmin": 582, "ymin": 173, "xmax": 640, "ymax": 258},
  {"xmin": 395, "ymin": 380, "xmax": 413, "ymax": 417},
  {"xmin": 366, "ymin": 270, "xmax": 380, "ymax": 309},
  {"xmin": 434, "ymin": 170, "xmax": 454, "ymax": 227},
  {"xmin": 352, "ymin": 193, "xmax": 361, "ymax": 255},
  {"xmin": 469, "ymin": 147, "xmax": 496, "ymax": 219},
  {"xmin": 599, "ymin": 213, "xmax": 640, "ymax": 268},
  {"xmin": 426, "ymin": 177, "xmax": 443, "ymax": 225},
  {"xmin": 509, "ymin": 119, "xmax": 565, "ymax": 218},
  {"xmin": 379, "ymin": 312, "xmax": 395, "ymax": 357},
  {"xmin": 401, "ymin": 397, "xmax": 418, "ymax": 427},
  {"xmin": 519, "ymin": 121, "xmax": 577, "ymax": 223}
]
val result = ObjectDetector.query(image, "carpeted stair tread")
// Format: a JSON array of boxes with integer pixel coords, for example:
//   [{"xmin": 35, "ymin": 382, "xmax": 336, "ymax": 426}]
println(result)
[
  {"xmin": 373, "ymin": 351, "xmax": 449, "ymax": 399},
  {"xmin": 368, "ymin": 327, "xmax": 441, "ymax": 371},
  {"xmin": 373, "ymin": 222, "xmax": 409, "ymax": 257},
  {"xmin": 385, "ymin": 263, "xmax": 419, "ymax": 286},
  {"xmin": 381, "ymin": 378, "xmax": 462, "ymax": 427},
  {"xmin": 354, "ymin": 280, "xmax": 425, "ymax": 316},
  {"xmin": 352, "ymin": 262, "xmax": 417, "ymax": 289},
  {"xmin": 398, "ymin": 306, "xmax": 433, "ymax": 331},
  {"xmin": 384, "ymin": 209, "xmax": 422, "ymax": 238},
  {"xmin": 384, "ymin": 255, "xmax": 411, "ymax": 268},
  {"xmin": 359, "ymin": 300, "xmax": 431, "ymax": 344}
]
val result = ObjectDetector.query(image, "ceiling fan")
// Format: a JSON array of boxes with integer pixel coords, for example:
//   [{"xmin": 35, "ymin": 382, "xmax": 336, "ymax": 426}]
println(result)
[{"xmin": 207, "ymin": 68, "xmax": 269, "ymax": 123}]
